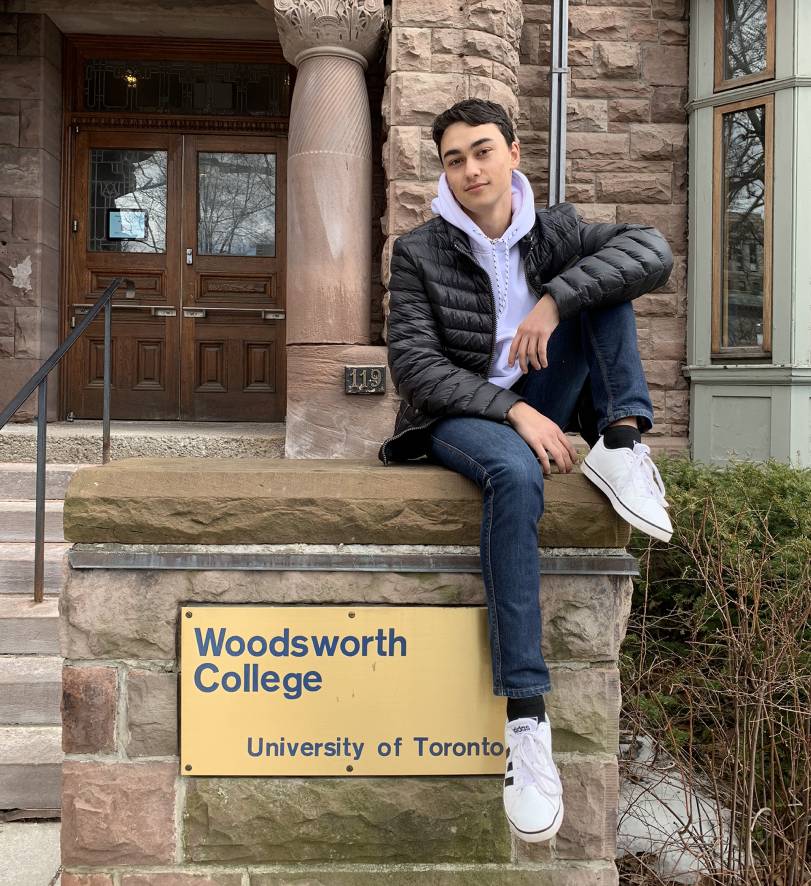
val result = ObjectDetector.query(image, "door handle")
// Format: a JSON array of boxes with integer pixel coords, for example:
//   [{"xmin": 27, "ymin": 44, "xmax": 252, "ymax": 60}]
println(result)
[
  {"xmin": 182, "ymin": 307, "xmax": 286, "ymax": 320},
  {"xmin": 186, "ymin": 248, "xmax": 193, "ymax": 265}
]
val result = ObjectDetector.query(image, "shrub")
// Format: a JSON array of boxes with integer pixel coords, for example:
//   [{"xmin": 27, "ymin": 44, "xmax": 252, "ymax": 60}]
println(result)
[{"xmin": 620, "ymin": 456, "xmax": 811, "ymax": 885}]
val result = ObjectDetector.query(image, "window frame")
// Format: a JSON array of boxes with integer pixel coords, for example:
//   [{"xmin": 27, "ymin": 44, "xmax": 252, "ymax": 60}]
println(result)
[
  {"xmin": 711, "ymin": 92, "xmax": 774, "ymax": 359},
  {"xmin": 714, "ymin": 0, "xmax": 776, "ymax": 93}
]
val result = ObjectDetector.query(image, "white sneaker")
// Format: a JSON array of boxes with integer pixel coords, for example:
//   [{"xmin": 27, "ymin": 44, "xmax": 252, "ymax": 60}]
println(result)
[
  {"xmin": 503, "ymin": 716, "xmax": 564, "ymax": 843},
  {"xmin": 582, "ymin": 436, "xmax": 673, "ymax": 542}
]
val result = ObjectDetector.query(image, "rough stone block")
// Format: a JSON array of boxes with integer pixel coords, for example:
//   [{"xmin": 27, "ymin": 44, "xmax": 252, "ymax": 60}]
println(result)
[
  {"xmin": 62, "ymin": 666, "xmax": 117, "ymax": 755},
  {"xmin": 659, "ymin": 20, "xmax": 688, "ymax": 44},
  {"xmin": 0, "ymin": 107, "xmax": 18, "ymax": 146},
  {"xmin": 628, "ymin": 20, "xmax": 659, "ymax": 42},
  {"xmin": 595, "ymin": 172, "xmax": 670, "ymax": 203},
  {"xmin": 61, "ymin": 762, "xmax": 177, "ymax": 865},
  {"xmin": 391, "ymin": 72, "xmax": 468, "ymax": 125},
  {"xmin": 651, "ymin": 86, "xmax": 687, "ymax": 123},
  {"xmin": 19, "ymin": 96, "xmax": 63, "ymax": 155},
  {"xmin": 61, "ymin": 875, "xmax": 114, "ymax": 886},
  {"xmin": 419, "ymin": 135, "xmax": 443, "ymax": 180},
  {"xmin": 463, "ymin": 29, "xmax": 517, "ymax": 67},
  {"xmin": 63, "ymin": 458, "xmax": 631, "ymax": 547},
  {"xmin": 570, "ymin": 8, "xmax": 628, "ymax": 41},
  {"xmin": 126, "ymin": 668, "xmax": 178, "ymax": 757},
  {"xmin": 430, "ymin": 27, "xmax": 462, "ymax": 54},
  {"xmin": 17, "ymin": 14, "xmax": 62, "ymax": 67},
  {"xmin": 629, "ymin": 123, "xmax": 686, "ymax": 160},
  {"xmin": 388, "ymin": 180, "xmax": 437, "ymax": 233},
  {"xmin": 249, "ymin": 865, "xmax": 619, "ymax": 885},
  {"xmin": 594, "ymin": 43, "xmax": 639, "ymax": 78},
  {"xmin": 0, "ymin": 145, "xmax": 42, "ymax": 196},
  {"xmin": 641, "ymin": 45, "xmax": 687, "ymax": 85},
  {"xmin": 641, "ymin": 358, "xmax": 687, "ymax": 390},
  {"xmin": 392, "ymin": 0, "xmax": 467, "ymax": 28},
  {"xmin": 566, "ymin": 132, "xmax": 629, "ymax": 160},
  {"xmin": 390, "ymin": 27, "xmax": 432, "ymax": 71},
  {"xmin": 184, "ymin": 776, "xmax": 511, "ymax": 863},
  {"xmin": 384, "ymin": 126, "xmax": 420, "ymax": 180},
  {"xmin": 61, "ymin": 569, "xmax": 632, "ymax": 664},
  {"xmin": 467, "ymin": 0, "xmax": 523, "ymax": 41},
  {"xmin": 567, "ymin": 98, "xmax": 608, "ymax": 132},
  {"xmin": 547, "ymin": 667, "xmax": 620, "ymax": 754},
  {"xmin": 617, "ymin": 203, "xmax": 686, "ymax": 254},
  {"xmin": 468, "ymin": 76, "xmax": 517, "ymax": 116},
  {"xmin": 517, "ymin": 755, "xmax": 618, "ymax": 861},
  {"xmin": 652, "ymin": 0, "xmax": 687, "ymax": 19},
  {"xmin": 122, "ymin": 875, "xmax": 243, "ymax": 886},
  {"xmin": 608, "ymin": 99, "xmax": 649, "ymax": 123},
  {"xmin": 571, "ymin": 78, "xmax": 650, "ymax": 100},
  {"xmin": 284, "ymin": 346, "xmax": 401, "ymax": 458}
]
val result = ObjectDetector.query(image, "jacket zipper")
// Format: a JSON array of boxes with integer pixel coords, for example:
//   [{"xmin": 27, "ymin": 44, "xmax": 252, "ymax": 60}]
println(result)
[{"xmin": 453, "ymin": 240, "xmax": 498, "ymax": 378}]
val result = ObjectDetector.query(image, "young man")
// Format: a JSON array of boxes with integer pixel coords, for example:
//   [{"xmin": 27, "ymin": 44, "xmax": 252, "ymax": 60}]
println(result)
[{"xmin": 378, "ymin": 99, "xmax": 674, "ymax": 843}]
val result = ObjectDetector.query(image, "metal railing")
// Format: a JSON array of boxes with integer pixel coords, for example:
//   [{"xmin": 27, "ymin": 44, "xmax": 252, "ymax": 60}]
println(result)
[{"xmin": 0, "ymin": 277, "xmax": 135, "ymax": 602}]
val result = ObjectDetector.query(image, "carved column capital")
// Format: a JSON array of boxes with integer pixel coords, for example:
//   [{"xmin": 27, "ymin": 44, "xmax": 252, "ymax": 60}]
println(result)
[{"xmin": 273, "ymin": 0, "xmax": 386, "ymax": 69}]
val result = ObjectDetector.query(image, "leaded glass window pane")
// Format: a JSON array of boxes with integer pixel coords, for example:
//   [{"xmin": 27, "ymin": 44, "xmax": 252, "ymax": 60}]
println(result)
[
  {"xmin": 88, "ymin": 148, "xmax": 167, "ymax": 253},
  {"xmin": 84, "ymin": 60, "xmax": 289, "ymax": 117},
  {"xmin": 720, "ymin": 105, "xmax": 766, "ymax": 349},
  {"xmin": 723, "ymin": 0, "xmax": 768, "ymax": 81},
  {"xmin": 197, "ymin": 152, "xmax": 276, "ymax": 256}
]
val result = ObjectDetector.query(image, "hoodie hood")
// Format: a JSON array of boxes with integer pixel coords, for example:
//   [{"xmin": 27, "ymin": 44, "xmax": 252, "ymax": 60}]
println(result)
[{"xmin": 431, "ymin": 169, "xmax": 537, "ymax": 319}]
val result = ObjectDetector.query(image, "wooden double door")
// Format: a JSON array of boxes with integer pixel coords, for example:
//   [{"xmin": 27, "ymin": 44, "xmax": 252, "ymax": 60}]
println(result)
[{"xmin": 64, "ymin": 130, "xmax": 286, "ymax": 420}]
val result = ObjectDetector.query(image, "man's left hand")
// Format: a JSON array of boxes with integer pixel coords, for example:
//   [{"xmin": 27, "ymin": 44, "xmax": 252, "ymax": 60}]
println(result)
[{"xmin": 508, "ymin": 293, "xmax": 560, "ymax": 373}]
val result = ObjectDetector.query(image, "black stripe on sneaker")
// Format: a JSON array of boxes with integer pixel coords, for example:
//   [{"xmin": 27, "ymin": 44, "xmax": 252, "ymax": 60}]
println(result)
[
  {"xmin": 504, "ymin": 776, "xmax": 514, "ymax": 786},
  {"xmin": 583, "ymin": 462, "xmax": 670, "ymax": 534},
  {"xmin": 506, "ymin": 761, "xmax": 513, "ymax": 772}
]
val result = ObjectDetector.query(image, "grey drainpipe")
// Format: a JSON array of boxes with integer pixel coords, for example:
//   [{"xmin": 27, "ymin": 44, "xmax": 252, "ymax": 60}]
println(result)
[{"xmin": 547, "ymin": 0, "xmax": 569, "ymax": 206}]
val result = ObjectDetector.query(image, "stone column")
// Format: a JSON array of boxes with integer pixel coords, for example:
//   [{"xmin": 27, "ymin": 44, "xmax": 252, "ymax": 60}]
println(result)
[
  {"xmin": 0, "ymin": 14, "xmax": 62, "ymax": 420},
  {"xmin": 272, "ymin": 0, "xmax": 400, "ymax": 458}
]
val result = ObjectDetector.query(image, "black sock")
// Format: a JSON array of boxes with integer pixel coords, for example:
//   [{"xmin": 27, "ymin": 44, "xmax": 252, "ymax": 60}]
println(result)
[
  {"xmin": 603, "ymin": 424, "xmax": 641, "ymax": 451},
  {"xmin": 507, "ymin": 695, "xmax": 545, "ymax": 722}
]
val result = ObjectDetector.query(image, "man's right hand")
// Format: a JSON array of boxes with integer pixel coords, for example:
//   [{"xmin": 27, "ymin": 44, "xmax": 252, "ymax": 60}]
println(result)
[{"xmin": 505, "ymin": 402, "xmax": 579, "ymax": 476}]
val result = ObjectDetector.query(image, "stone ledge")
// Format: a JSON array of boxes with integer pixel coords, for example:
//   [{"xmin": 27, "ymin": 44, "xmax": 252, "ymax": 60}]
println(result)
[{"xmin": 62, "ymin": 458, "xmax": 631, "ymax": 548}]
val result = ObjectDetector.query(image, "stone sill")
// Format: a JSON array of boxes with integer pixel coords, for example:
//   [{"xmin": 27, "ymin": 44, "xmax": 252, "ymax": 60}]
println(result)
[{"xmin": 63, "ymin": 458, "xmax": 631, "ymax": 549}]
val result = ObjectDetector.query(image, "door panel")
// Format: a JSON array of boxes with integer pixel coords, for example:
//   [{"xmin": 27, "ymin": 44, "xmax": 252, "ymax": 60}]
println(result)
[
  {"xmin": 65, "ymin": 131, "xmax": 286, "ymax": 421},
  {"xmin": 180, "ymin": 135, "xmax": 286, "ymax": 421},
  {"xmin": 65, "ymin": 131, "xmax": 182, "ymax": 419}
]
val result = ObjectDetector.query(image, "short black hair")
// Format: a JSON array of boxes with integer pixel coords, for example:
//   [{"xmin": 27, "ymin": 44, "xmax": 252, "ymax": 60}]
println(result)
[{"xmin": 432, "ymin": 99, "xmax": 516, "ymax": 162}]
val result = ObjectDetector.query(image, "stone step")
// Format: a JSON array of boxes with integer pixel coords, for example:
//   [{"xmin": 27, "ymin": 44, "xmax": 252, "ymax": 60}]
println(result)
[
  {"xmin": 0, "ymin": 420, "xmax": 286, "ymax": 463},
  {"xmin": 0, "ymin": 657, "xmax": 62, "ymax": 725},
  {"xmin": 0, "ymin": 543, "xmax": 69, "ymax": 596},
  {"xmin": 0, "ymin": 726, "xmax": 62, "ymax": 812},
  {"xmin": 0, "ymin": 502, "xmax": 64, "ymax": 543},
  {"xmin": 0, "ymin": 463, "xmax": 79, "ymax": 500},
  {"xmin": 0, "ymin": 597, "xmax": 59, "ymax": 654}
]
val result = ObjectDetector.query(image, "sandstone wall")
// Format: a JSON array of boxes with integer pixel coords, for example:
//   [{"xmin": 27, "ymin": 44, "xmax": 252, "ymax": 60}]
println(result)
[
  {"xmin": 60, "ymin": 557, "xmax": 631, "ymax": 884},
  {"xmin": 0, "ymin": 13, "xmax": 62, "ymax": 420},
  {"xmin": 379, "ymin": 0, "xmax": 689, "ymax": 441}
]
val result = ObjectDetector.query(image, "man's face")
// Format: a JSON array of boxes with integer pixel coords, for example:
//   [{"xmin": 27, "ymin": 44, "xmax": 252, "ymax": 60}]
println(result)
[{"xmin": 439, "ymin": 121, "xmax": 520, "ymax": 216}]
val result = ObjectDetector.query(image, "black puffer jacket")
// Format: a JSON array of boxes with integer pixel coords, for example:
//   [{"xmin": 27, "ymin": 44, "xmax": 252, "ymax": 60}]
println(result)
[{"xmin": 378, "ymin": 201, "xmax": 673, "ymax": 465}]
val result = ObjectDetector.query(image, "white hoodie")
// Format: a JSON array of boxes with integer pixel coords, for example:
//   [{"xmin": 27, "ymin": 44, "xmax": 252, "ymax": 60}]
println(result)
[{"xmin": 431, "ymin": 169, "xmax": 539, "ymax": 391}]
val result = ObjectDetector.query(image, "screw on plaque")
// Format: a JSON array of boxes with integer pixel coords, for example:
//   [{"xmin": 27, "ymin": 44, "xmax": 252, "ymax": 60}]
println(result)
[
  {"xmin": 348, "ymin": 611, "xmax": 356, "ymax": 618},
  {"xmin": 185, "ymin": 764, "xmax": 192, "ymax": 771},
  {"xmin": 346, "ymin": 764, "xmax": 354, "ymax": 772},
  {"xmin": 185, "ymin": 611, "xmax": 192, "ymax": 618}
]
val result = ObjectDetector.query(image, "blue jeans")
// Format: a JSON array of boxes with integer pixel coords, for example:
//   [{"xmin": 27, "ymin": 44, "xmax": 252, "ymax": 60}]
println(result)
[{"xmin": 427, "ymin": 300, "xmax": 654, "ymax": 697}]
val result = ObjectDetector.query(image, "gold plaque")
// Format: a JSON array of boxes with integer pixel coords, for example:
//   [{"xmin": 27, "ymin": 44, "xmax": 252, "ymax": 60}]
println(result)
[{"xmin": 180, "ymin": 605, "xmax": 507, "ymax": 776}]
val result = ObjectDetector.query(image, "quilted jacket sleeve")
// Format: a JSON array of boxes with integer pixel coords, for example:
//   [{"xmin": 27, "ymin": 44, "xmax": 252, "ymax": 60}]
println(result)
[
  {"xmin": 387, "ymin": 237, "xmax": 525, "ymax": 422},
  {"xmin": 542, "ymin": 206, "xmax": 674, "ymax": 321}
]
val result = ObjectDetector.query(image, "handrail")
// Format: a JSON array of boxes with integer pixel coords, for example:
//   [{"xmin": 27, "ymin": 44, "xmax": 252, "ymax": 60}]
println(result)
[{"xmin": 0, "ymin": 276, "xmax": 135, "ymax": 602}]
